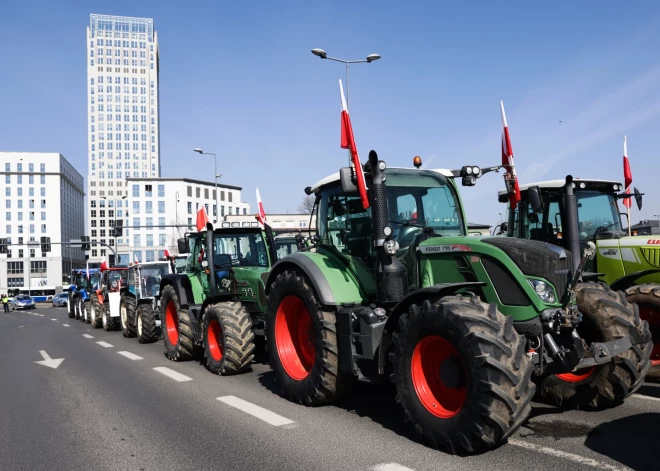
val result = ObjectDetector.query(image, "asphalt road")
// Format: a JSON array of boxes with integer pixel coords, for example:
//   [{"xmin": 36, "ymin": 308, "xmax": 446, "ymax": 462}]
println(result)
[{"xmin": 1, "ymin": 305, "xmax": 658, "ymax": 471}]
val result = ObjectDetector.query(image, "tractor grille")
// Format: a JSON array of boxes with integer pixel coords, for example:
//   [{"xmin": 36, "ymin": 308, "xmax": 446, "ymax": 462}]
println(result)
[
  {"xmin": 482, "ymin": 237, "xmax": 573, "ymax": 302},
  {"xmin": 641, "ymin": 247, "xmax": 660, "ymax": 268}
]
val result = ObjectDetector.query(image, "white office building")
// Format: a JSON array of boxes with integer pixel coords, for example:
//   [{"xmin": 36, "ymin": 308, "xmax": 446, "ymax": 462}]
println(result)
[
  {"xmin": 120, "ymin": 178, "xmax": 250, "ymax": 262},
  {"xmin": 86, "ymin": 14, "xmax": 160, "ymax": 263},
  {"xmin": 0, "ymin": 152, "xmax": 86, "ymax": 295},
  {"xmin": 225, "ymin": 213, "xmax": 316, "ymax": 234}
]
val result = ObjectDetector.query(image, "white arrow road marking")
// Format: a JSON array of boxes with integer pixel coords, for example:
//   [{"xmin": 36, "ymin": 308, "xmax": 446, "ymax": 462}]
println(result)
[
  {"xmin": 117, "ymin": 351, "xmax": 143, "ymax": 361},
  {"xmin": 34, "ymin": 350, "xmax": 64, "ymax": 369},
  {"xmin": 216, "ymin": 396, "xmax": 294, "ymax": 426},
  {"xmin": 632, "ymin": 393, "xmax": 660, "ymax": 402},
  {"xmin": 508, "ymin": 439, "xmax": 627, "ymax": 470},
  {"xmin": 372, "ymin": 464, "xmax": 417, "ymax": 471},
  {"xmin": 96, "ymin": 341, "xmax": 114, "ymax": 348},
  {"xmin": 153, "ymin": 367, "xmax": 192, "ymax": 382},
  {"xmin": 82, "ymin": 334, "xmax": 94, "ymax": 339},
  {"xmin": 62, "ymin": 324, "xmax": 70, "ymax": 327}
]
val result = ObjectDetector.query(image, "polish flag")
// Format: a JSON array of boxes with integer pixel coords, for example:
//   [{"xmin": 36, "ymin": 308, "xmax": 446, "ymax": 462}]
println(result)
[
  {"xmin": 164, "ymin": 247, "xmax": 171, "ymax": 259},
  {"xmin": 134, "ymin": 253, "xmax": 139, "ymax": 264},
  {"xmin": 86, "ymin": 261, "xmax": 90, "ymax": 280},
  {"xmin": 501, "ymin": 101, "xmax": 521, "ymax": 210},
  {"xmin": 340, "ymin": 79, "xmax": 370, "ymax": 209},
  {"xmin": 100, "ymin": 259, "xmax": 108, "ymax": 272},
  {"xmin": 256, "ymin": 188, "xmax": 267, "ymax": 226},
  {"xmin": 623, "ymin": 136, "xmax": 633, "ymax": 209},
  {"xmin": 196, "ymin": 206, "xmax": 209, "ymax": 232}
]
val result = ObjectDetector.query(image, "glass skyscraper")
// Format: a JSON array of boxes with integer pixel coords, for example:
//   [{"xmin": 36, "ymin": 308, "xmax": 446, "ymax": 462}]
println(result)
[{"xmin": 86, "ymin": 14, "xmax": 160, "ymax": 262}]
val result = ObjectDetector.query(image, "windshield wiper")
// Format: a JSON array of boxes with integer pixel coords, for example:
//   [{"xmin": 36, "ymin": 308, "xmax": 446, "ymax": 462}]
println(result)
[{"xmin": 390, "ymin": 219, "xmax": 424, "ymax": 228}]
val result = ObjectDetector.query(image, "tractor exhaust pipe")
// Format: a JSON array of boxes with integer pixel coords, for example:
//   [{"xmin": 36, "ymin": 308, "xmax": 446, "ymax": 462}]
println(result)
[
  {"xmin": 562, "ymin": 175, "xmax": 581, "ymax": 274},
  {"xmin": 206, "ymin": 224, "xmax": 217, "ymax": 296},
  {"xmin": 368, "ymin": 150, "xmax": 408, "ymax": 303}
]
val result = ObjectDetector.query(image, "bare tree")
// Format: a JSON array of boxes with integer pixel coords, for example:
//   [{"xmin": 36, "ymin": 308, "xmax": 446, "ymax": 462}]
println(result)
[{"xmin": 297, "ymin": 195, "xmax": 316, "ymax": 214}]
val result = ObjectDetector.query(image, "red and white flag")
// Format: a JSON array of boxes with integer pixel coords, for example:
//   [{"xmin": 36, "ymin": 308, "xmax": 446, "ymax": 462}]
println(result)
[
  {"xmin": 196, "ymin": 206, "xmax": 209, "ymax": 232},
  {"xmin": 623, "ymin": 136, "xmax": 633, "ymax": 209},
  {"xmin": 134, "ymin": 253, "xmax": 139, "ymax": 264},
  {"xmin": 86, "ymin": 261, "xmax": 90, "ymax": 280},
  {"xmin": 501, "ymin": 101, "xmax": 521, "ymax": 210},
  {"xmin": 164, "ymin": 247, "xmax": 171, "ymax": 259},
  {"xmin": 256, "ymin": 188, "xmax": 267, "ymax": 226},
  {"xmin": 340, "ymin": 79, "xmax": 370, "ymax": 209},
  {"xmin": 100, "ymin": 258, "xmax": 108, "ymax": 272}
]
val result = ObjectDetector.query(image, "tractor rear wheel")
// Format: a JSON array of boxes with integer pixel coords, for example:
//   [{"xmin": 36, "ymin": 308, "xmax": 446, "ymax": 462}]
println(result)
[
  {"xmin": 136, "ymin": 303, "xmax": 158, "ymax": 344},
  {"xmin": 391, "ymin": 294, "xmax": 535, "ymax": 454},
  {"xmin": 67, "ymin": 294, "xmax": 75, "ymax": 318},
  {"xmin": 78, "ymin": 298, "xmax": 88, "ymax": 323},
  {"xmin": 625, "ymin": 284, "xmax": 660, "ymax": 380},
  {"xmin": 102, "ymin": 300, "xmax": 117, "ymax": 332},
  {"xmin": 161, "ymin": 285, "xmax": 194, "ymax": 361},
  {"xmin": 74, "ymin": 298, "xmax": 81, "ymax": 320},
  {"xmin": 203, "ymin": 302, "xmax": 255, "ymax": 375},
  {"xmin": 90, "ymin": 294, "xmax": 101, "ymax": 329},
  {"xmin": 539, "ymin": 282, "xmax": 652, "ymax": 409},
  {"xmin": 120, "ymin": 295, "xmax": 137, "ymax": 338},
  {"xmin": 266, "ymin": 270, "xmax": 348, "ymax": 405}
]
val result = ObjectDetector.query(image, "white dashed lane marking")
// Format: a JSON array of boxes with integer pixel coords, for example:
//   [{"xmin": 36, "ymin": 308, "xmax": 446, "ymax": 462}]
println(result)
[
  {"xmin": 51, "ymin": 318, "xmax": 57, "ymax": 321},
  {"xmin": 217, "ymin": 396, "xmax": 294, "ymax": 427},
  {"xmin": 117, "ymin": 351, "xmax": 143, "ymax": 361},
  {"xmin": 153, "ymin": 367, "xmax": 192, "ymax": 382},
  {"xmin": 96, "ymin": 341, "xmax": 114, "ymax": 348},
  {"xmin": 371, "ymin": 464, "xmax": 416, "ymax": 471},
  {"xmin": 62, "ymin": 324, "xmax": 70, "ymax": 327},
  {"xmin": 82, "ymin": 334, "xmax": 94, "ymax": 339},
  {"xmin": 509, "ymin": 439, "xmax": 627, "ymax": 470}
]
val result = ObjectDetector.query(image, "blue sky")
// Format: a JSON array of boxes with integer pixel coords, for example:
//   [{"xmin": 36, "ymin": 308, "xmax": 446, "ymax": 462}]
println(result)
[{"xmin": 2, "ymin": 0, "xmax": 660, "ymax": 228}]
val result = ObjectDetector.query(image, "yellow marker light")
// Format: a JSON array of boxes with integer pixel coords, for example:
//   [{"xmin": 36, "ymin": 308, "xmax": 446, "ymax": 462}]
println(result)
[{"xmin": 413, "ymin": 156, "xmax": 422, "ymax": 168}]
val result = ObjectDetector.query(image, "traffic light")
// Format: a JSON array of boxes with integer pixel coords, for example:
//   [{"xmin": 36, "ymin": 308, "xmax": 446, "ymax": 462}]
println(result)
[
  {"xmin": 40, "ymin": 236, "xmax": 51, "ymax": 254},
  {"xmin": 0, "ymin": 238, "xmax": 7, "ymax": 254},
  {"xmin": 81, "ymin": 235, "xmax": 91, "ymax": 251},
  {"xmin": 112, "ymin": 220, "xmax": 123, "ymax": 237}
]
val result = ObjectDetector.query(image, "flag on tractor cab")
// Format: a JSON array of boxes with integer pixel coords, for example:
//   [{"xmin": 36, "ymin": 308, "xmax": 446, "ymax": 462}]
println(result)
[
  {"xmin": 623, "ymin": 136, "xmax": 633, "ymax": 209},
  {"xmin": 196, "ymin": 206, "xmax": 209, "ymax": 232},
  {"xmin": 340, "ymin": 79, "xmax": 370, "ymax": 210},
  {"xmin": 256, "ymin": 188, "xmax": 267, "ymax": 225},
  {"xmin": 500, "ymin": 101, "xmax": 521, "ymax": 210}
]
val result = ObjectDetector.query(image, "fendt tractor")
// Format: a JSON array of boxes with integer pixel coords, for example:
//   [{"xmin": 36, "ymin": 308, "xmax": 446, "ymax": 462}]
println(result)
[
  {"xmin": 120, "ymin": 261, "xmax": 171, "ymax": 343},
  {"xmin": 67, "ymin": 268, "xmax": 99, "ymax": 322},
  {"xmin": 90, "ymin": 267, "xmax": 129, "ymax": 331},
  {"xmin": 158, "ymin": 222, "xmax": 278, "ymax": 375},
  {"xmin": 499, "ymin": 178, "xmax": 660, "ymax": 378},
  {"xmin": 262, "ymin": 152, "xmax": 651, "ymax": 454}
]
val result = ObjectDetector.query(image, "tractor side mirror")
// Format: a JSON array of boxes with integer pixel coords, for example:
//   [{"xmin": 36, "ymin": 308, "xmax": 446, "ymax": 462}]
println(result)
[
  {"xmin": 339, "ymin": 167, "xmax": 358, "ymax": 193},
  {"xmin": 634, "ymin": 187, "xmax": 643, "ymax": 210},
  {"xmin": 177, "ymin": 237, "xmax": 189, "ymax": 255},
  {"xmin": 528, "ymin": 186, "xmax": 544, "ymax": 213},
  {"xmin": 501, "ymin": 222, "xmax": 508, "ymax": 232}
]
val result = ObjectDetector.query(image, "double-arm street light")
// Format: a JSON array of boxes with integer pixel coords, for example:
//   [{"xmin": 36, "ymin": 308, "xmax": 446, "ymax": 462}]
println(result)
[
  {"xmin": 310, "ymin": 48, "xmax": 381, "ymax": 109},
  {"xmin": 193, "ymin": 148, "xmax": 220, "ymax": 223}
]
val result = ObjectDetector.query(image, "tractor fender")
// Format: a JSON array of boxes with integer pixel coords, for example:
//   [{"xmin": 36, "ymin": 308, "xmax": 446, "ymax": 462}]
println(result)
[
  {"xmin": 610, "ymin": 269, "xmax": 660, "ymax": 292},
  {"xmin": 160, "ymin": 274, "xmax": 195, "ymax": 308},
  {"xmin": 377, "ymin": 282, "xmax": 487, "ymax": 375},
  {"xmin": 265, "ymin": 252, "xmax": 338, "ymax": 306}
]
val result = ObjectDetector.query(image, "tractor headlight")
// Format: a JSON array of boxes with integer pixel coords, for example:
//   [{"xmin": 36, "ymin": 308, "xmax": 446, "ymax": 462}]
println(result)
[
  {"xmin": 384, "ymin": 239, "xmax": 398, "ymax": 255},
  {"xmin": 529, "ymin": 279, "xmax": 556, "ymax": 303}
]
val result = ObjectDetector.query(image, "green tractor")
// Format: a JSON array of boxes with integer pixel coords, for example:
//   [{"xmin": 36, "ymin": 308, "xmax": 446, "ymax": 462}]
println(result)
[
  {"xmin": 498, "ymin": 177, "xmax": 659, "ymax": 378},
  {"xmin": 264, "ymin": 152, "xmax": 652, "ymax": 454},
  {"xmin": 158, "ymin": 222, "xmax": 278, "ymax": 375}
]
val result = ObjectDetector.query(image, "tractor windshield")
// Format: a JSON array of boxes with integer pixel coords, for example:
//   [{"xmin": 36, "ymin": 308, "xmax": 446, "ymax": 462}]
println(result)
[
  {"xmin": 212, "ymin": 231, "xmax": 269, "ymax": 267},
  {"xmin": 137, "ymin": 263, "xmax": 169, "ymax": 297},
  {"xmin": 575, "ymin": 191, "xmax": 623, "ymax": 238},
  {"xmin": 173, "ymin": 255, "xmax": 188, "ymax": 273},
  {"xmin": 275, "ymin": 238, "xmax": 299, "ymax": 260}
]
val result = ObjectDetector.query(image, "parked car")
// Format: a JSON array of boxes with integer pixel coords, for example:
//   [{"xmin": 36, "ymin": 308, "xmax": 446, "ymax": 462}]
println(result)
[
  {"xmin": 52, "ymin": 293, "xmax": 68, "ymax": 307},
  {"xmin": 12, "ymin": 295, "xmax": 36, "ymax": 309}
]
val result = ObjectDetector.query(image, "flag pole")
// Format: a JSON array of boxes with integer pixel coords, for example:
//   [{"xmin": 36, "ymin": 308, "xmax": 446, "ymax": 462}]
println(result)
[{"xmin": 628, "ymin": 204, "xmax": 631, "ymax": 236}]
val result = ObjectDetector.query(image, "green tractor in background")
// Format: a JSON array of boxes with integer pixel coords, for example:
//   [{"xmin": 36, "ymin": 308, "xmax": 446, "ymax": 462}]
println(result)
[
  {"xmin": 158, "ymin": 222, "xmax": 278, "ymax": 375},
  {"xmin": 264, "ymin": 152, "xmax": 651, "ymax": 454},
  {"xmin": 499, "ymin": 178, "xmax": 660, "ymax": 378}
]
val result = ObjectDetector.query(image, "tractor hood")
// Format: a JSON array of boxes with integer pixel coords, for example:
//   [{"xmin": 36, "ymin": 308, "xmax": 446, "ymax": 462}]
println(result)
[{"xmin": 596, "ymin": 236, "xmax": 660, "ymax": 286}]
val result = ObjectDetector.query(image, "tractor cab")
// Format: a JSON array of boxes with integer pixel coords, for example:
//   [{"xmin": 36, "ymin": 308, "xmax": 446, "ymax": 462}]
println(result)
[{"xmin": 127, "ymin": 262, "xmax": 170, "ymax": 299}]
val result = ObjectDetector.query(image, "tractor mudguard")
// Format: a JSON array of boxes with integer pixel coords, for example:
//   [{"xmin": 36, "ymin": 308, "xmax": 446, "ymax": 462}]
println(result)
[
  {"xmin": 265, "ymin": 252, "xmax": 366, "ymax": 306},
  {"xmin": 610, "ymin": 269, "xmax": 660, "ymax": 291},
  {"xmin": 377, "ymin": 282, "xmax": 487, "ymax": 374},
  {"xmin": 160, "ymin": 274, "xmax": 195, "ymax": 308}
]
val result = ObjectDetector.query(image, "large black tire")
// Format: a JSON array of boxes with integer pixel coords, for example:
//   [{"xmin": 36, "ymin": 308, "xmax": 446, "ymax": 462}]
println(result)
[
  {"xmin": 538, "ymin": 282, "xmax": 652, "ymax": 409},
  {"xmin": 161, "ymin": 285, "xmax": 194, "ymax": 361},
  {"xmin": 391, "ymin": 294, "xmax": 535, "ymax": 454},
  {"xmin": 120, "ymin": 295, "xmax": 137, "ymax": 338},
  {"xmin": 78, "ymin": 298, "xmax": 89, "ymax": 323},
  {"xmin": 101, "ymin": 297, "xmax": 118, "ymax": 332},
  {"xmin": 137, "ymin": 303, "xmax": 158, "ymax": 344},
  {"xmin": 67, "ymin": 293, "xmax": 75, "ymax": 318},
  {"xmin": 203, "ymin": 302, "xmax": 255, "ymax": 375},
  {"xmin": 74, "ymin": 297, "xmax": 81, "ymax": 320},
  {"xmin": 625, "ymin": 284, "xmax": 660, "ymax": 381},
  {"xmin": 266, "ymin": 270, "xmax": 348, "ymax": 405},
  {"xmin": 90, "ymin": 294, "xmax": 102, "ymax": 329}
]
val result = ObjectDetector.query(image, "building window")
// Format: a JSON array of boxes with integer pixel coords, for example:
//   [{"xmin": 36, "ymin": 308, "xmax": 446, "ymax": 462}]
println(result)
[
  {"xmin": 41, "ymin": 212, "xmax": 46, "ymax": 221},
  {"xmin": 145, "ymin": 184, "xmax": 152, "ymax": 197},
  {"xmin": 204, "ymin": 188, "xmax": 209, "ymax": 199},
  {"xmin": 31, "ymin": 261, "xmax": 47, "ymax": 274},
  {"xmin": 8, "ymin": 262, "xmax": 24, "ymax": 274},
  {"xmin": 228, "ymin": 192, "xmax": 233, "ymax": 203},
  {"xmin": 132, "ymin": 184, "xmax": 139, "ymax": 197},
  {"xmin": 158, "ymin": 234, "xmax": 166, "ymax": 246},
  {"xmin": 8, "ymin": 278, "xmax": 24, "ymax": 287},
  {"xmin": 4, "ymin": 163, "xmax": 9, "ymax": 172},
  {"xmin": 145, "ymin": 201, "xmax": 152, "ymax": 214},
  {"xmin": 145, "ymin": 250, "xmax": 155, "ymax": 262},
  {"xmin": 134, "ymin": 234, "xmax": 141, "ymax": 246},
  {"xmin": 132, "ymin": 201, "xmax": 140, "ymax": 215},
  {"xmin": 187, "ymin": 186, "xmax": 192, "ymax": 197},
  {"xmin": 196, "ymin": 187, "xmax": 201, "ymax": 198},
  {"xmin": 158, "ymin": 201, "xmax": 165, "ymax": 214},
  {"xmin": 146, "ymin": 217, "xmax": 153, "ymax": 229},
  {"xmin": 158, "ymin": 217, "xmax": 165, "ymax": 229},
  {"xmin": 188, "ymin": 217, "xmax": 193, "ymax": 229},
  {"xmin": 187, "ymin": 202, "xmax": 192, "ymax": 214},
  {"xmin": 157, "ymin": 184, "xmax": 164, "ymax": 197},
  {"xmin": 146, "ymin": 234, "xmax": 153, "ymax": 247},
  {"xmin": 41, "ymin": 224, "xmax": 46, "ymax": 233},
  {"xmin": 134, "ymin": 250, "xmax": 142, "ymax": 263},
  {"xmin": 40, "ymin": 163, "xmax": 45, "ymax": 172},
  {"xmin": 40, "ymin": 175, "xmax": 45, "ymax": 184},
  {"xmin": 17, "ymin": 163, "xmax": 22, "ymax": 172},
  {"xmin": 221, "ymin": 191, "xmax": 225, "ymax": 201},
  {"xmin": 133, "ymin": 217, "xmax": 140, "ymax": 228}
]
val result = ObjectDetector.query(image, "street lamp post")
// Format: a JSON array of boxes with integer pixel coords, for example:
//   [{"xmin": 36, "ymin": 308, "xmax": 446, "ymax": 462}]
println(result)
[
  {"xmin": 193, "ymin": 148, "xmax": 219, "ymax": 223},
  {"xmin": 498, "ymin": 212, "xmax": 503, "ymax": 224},
  {"xmin": 101, "ymin": 195, "xmax": 127, "ymax": 266}
]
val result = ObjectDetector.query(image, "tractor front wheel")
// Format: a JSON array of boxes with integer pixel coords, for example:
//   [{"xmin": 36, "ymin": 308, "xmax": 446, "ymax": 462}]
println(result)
[
  {"xmin": 391, "ymin": 295, "xmax": 535, "ymax": 454},
  {"xmin": 539, "ymin": 282, "xmax": 652, "ymax": 409},
  {"xmin": 90, "ymin": 294, "xmax": 101, "ymax": 329},
  {"xmin": 203, "ymin": 302, "xmax": 255, "ymax": 375},
  {"xmin": 67, "ymin": 294, "xmax": 75, "ymax": 318},
  {"xmin": 136, "ymin": 303, "xmax": 158, "ymax": 344},
  {"xmin": 120, "ymin": 295, "xmax": 137, "ymax": 338},
  {"xmin": 266, "ymin": 270, "xmax": 348, "ymax": 405},
  {"xmin": 79, "ymin": 298, "xmax": 89, "ymax": 323},
  {"xmin": 625, "ymin": 284, "xmax": 660, "ymax": 380},
  {"xmin": 161, "ymin": 285, "xmax": 194, "ymax": 361}
]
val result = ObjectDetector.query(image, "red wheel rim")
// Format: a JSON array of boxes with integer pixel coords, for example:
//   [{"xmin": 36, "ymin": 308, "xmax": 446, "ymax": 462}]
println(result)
[
  {"xmin": 165, "ymin": 300, "xmax": 179, "ymax": 346},
  {"xmin": 274, "ymin": 296, "xmax": 316, "ymax": 381},
  {"xmin": 207, "ymin": 319, "xmax": 224, "ymax": 362},
  {"xmin": 411, "ymin": 335, "xmax": 466, "ymax": 419},
  {"xmin": 638, "ymin": 306, "xmax": 660, "ymax": 365},
  {"xmin": 556, "ymin": 368, "xmax": 595, "ymax": 383}
]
